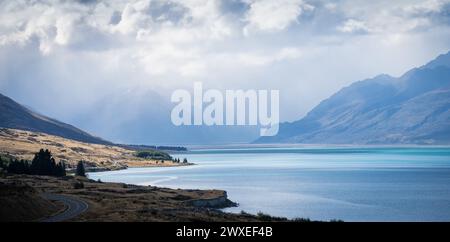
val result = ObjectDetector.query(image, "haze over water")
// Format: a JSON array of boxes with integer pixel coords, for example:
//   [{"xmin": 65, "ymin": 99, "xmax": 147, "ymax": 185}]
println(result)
[{"xmin": 89, "ymin": 147, "xmax": 450, "ymax": 221}]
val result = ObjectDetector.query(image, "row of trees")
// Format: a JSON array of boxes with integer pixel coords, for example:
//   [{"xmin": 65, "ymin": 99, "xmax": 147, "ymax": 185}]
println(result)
[
  {"xmin": 31, "ymin": 149, "xmax": 66, "ymax": 176},
  {"xmin": 2, "ymin": 149, "xmax": 86, "ymax": 177},
  {"xmin": 135, "ymin": 150, "xmax": 173, "ymax": 160},
  {"xmin": 172, "ymin": 158, "xmax": 188, "ymax": 164},
  {"xmin": 5, "ymin": 149, "xmax": 66, "ymax": 176}
]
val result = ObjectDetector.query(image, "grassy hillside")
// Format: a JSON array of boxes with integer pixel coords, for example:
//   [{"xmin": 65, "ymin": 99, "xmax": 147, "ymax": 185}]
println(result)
[
  {"xmin": 0, "ymin": 93, "xmax": 110, "ymax": 145},
  {"xmin": 0, "ymin": 128, "xmax": 188, "ymax": 171}
]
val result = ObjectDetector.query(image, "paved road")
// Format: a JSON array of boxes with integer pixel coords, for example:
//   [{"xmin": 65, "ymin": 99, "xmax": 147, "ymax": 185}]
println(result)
[{"xmin": 41, "ymin": 194, "xmax": 89, "ymax": 222}]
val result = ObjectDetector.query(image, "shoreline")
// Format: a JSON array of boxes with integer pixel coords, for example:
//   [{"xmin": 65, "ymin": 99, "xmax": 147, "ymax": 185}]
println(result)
[
  {"xmin": 0, "ymin": 173, "xmax": 301, "ymax": 222},
  {"xmin": 0, "ymin": 128, "xmax": 195, "ymax": 172},
  {"xmin": 185, "ymin": 143, "xmax": 450, "ymax": 150},
  {"xmin": 82, "ymin": 161, "xmax": 195, "ymax": 173}
]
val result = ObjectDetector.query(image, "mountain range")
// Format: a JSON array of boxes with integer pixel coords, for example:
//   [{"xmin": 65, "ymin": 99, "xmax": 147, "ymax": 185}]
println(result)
[
  {"xmin": 256, "ymin": 51, "xmax": 450, "ymax": 144},
  {"xmin": 0, "ymin": 90, "xmax": 258, "ymax": 146},
  {"xmin": 0, "ymin": 93, "xmax": 110, "ymax": 145},
  {"xmin": 1, "ymin": 52, "xmax": 450, "ymax": 145}
]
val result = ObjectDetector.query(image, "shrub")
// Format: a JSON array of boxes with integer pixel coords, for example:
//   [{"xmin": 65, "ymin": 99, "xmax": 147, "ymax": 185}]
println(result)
[
  {"xmin": 135, "ymin": 150, "xmax": 172, "ymax": 160},
  {"xmin": 73, "ymin": 181, "xmax": 84, "ymax": 189}
]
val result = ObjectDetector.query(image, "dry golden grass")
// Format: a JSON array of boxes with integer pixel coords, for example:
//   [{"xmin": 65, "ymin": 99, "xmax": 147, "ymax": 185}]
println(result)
[
  {"xmin": 0, "ymin": 177, "xmax": 61, "ymax": 221},
  {"xmin": 0, "ymin": 128, "xmax": 187, "ymax": 170},
  {"xmin": 0, "ymin": 174, "xmax": 262, "ymax": 222}
]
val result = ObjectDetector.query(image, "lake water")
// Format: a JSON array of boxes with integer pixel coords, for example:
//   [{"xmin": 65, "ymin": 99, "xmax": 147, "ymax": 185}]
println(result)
[{"xmin": 88, "ymin": 147, "xmax": 450, "ymax": 221}]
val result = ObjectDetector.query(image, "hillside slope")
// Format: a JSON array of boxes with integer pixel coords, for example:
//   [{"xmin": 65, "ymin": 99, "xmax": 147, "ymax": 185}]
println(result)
[
  {"xmin": 0, "ymin": 93, "xmax": 109, "ymax": 145},
  {"xmin": 0, "ymin": 128, "xmax": 186, "ymax": 170}
]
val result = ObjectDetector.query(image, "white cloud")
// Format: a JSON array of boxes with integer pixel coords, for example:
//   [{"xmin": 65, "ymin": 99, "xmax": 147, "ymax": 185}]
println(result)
[
  {"xmin": 113, "ymin": 0, "xmax": 153, "ymax": 35},
  {"xmin": 335, "ymin": 0, "xmax": 450, "ymax": 35},
  {"xmin": 403, "ymin": 0, "xmax": 450, "ymax": 15},
  {"xmin": 337, "ymin": 19, "xmax": 370, "ymax": 33},
  {"xmin": 243, "ymin": 0, "xmax": 310, "ymax": 34}
]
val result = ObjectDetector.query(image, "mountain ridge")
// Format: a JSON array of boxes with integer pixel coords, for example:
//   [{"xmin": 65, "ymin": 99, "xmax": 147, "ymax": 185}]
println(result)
[
  {"xmin": 0, "ymin": 93, "xmax": 111, "ymax": 145},
  {"xmin": 255, "ymin": 51, "xmax": 450, "ymax": 144}
]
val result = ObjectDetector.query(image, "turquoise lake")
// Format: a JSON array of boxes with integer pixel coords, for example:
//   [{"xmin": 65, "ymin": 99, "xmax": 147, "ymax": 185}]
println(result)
[{"xmin": 88, "ymin": 147, "xmax": 450, "ymax": 221}]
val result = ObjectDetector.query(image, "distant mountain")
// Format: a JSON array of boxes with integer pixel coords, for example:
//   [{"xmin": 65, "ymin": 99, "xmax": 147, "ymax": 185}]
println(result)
[
  {"xmin": 73, "ymin": 88, "xmax": 260, "ymax": 145},
  {"xmin": 256, "ymin": 51, "xmax": 450, "ymax": 144},
  {"xmin": 0, "ymin": 93, "xmax": 111, "ymax": 145}
]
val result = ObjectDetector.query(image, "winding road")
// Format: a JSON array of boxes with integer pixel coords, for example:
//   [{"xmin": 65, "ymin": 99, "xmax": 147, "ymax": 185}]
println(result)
[{"xmin": 41, "ymin": 194, "xmax": 89, "ymax": 222}]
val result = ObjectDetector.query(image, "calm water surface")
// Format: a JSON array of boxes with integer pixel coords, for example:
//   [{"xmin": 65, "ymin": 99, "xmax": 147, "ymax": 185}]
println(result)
[{"xmin": 88, "ymin": 147, "xmax": 450, "ymax": 221}]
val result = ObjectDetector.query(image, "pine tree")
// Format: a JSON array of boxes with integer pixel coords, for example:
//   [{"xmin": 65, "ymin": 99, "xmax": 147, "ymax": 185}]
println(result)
[
  {"xmin": 60, "ymin": 161, "xmax": 66, "ymax": 177},
  {"xmin": 7, "ymin": 159, "xmax": 30, "ymax": 174},
  {"xmin": 26, "ymin": 149, "xmax": 65, "ymax": 176},
  {"xmin": 6, "ymin": 159, "xmax": 18, "ymax": 173},
  {"xmin": 76, "ymin": 160, "xmax": 86, "ymax": 177},
  {"xmin": 20, "ymin": 160, "xmax": 30, "ymax": 174},
  {"xmin": 30, "ymin": 149, "xmax": 51, "ymax": 175},
  {"xmin": 55, "ymin": 161, "xmax": 66, "ymax": 177}
]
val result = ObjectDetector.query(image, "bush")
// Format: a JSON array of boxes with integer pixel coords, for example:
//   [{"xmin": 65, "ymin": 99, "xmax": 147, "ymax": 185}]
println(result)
[
  {"xmin": 256, "ymin": 211, "xmax": 288, "ymax": 221},
  {"xmin": 0, "ymin": 154, "xmax": 13, "ymax": 168},
  {"xmin": 291, "ymin": 217, "xmax": 312, "ymax": 222},
  {"xmin": 73, "ymin": 181, "xmax": 84, "ymax": 189},
  {"xmin": 135, "ymin": 150, "xmax": 172, "ymax": 160}
]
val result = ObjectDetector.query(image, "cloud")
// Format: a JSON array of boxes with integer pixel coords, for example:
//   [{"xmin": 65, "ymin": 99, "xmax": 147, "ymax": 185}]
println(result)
[
  {"xmin": 403, "ymin": 0, "xmax": 450, "ymax": 15},
  {"xmin": 243, "ymin": 0, "xmax": 312, "ymax": 34},
  {"xmin": 337, "ymin": 19, "xmax": 370, "ymax": 33},
  {"xmin": 1, "ymin": 0, "xmax": 450, "ymax": 143},
  {"xmin": 113, "ymin": 0, "xmax": 153, "ymax": 35},
  {"xmin": 334, "ymin": 0, "xmax": 450, "ymax": 36}
]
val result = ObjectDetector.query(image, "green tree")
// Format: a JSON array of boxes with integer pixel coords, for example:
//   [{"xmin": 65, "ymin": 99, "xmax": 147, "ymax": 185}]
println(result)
[
  {"xmin": 183, "ymin": 158, "xmax": 188, "ymax": 163},
  {"xmin": 76, "ymin": 160, "xmax": 86, "ymax": 177},
  {"xmin": 6, "ymin": 149, "xmax": 65, "ymax": 177},
  {"xmin": 56, "ymin": 161, "xmax": 66, "ymax": 177},
  {"xmin": 7, "ymin": 159, "xmax": 30, "ymax": 174},
  {"xmin": 30, "ymin": 149, "xmax": 56, "ymax": 176}
]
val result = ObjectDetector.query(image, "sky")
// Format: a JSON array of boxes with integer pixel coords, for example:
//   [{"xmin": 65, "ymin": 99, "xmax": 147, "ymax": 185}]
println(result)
[{"xmin": 1, "ymin": 0, "xmax": 450, "ymax": 143}]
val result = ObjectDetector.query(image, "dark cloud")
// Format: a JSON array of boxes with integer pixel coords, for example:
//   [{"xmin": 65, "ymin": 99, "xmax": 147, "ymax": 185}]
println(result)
[
  {"xmin": 109, "ymin": 11, "xmax": 122, "ymax": 25},
  {"xmin": 75, "ymin": 0, "xmax": 97, "ymax": 5},
  {"xmin": 147, "ymin": 0, "xmax": 188, "ymax": 24},
  {"xmin": 219, "ymin": 0, "xmax": 249, "ymax": 16}
]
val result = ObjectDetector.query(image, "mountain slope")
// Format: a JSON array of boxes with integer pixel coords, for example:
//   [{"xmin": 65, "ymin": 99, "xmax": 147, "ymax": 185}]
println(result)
[
  {"xmin": 0, "ymin": 93, "xmax": 110, "ymax": 145},
  {"xmin": 256, "ymin": 52, "xmax": 450, "ymax": 144}
]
